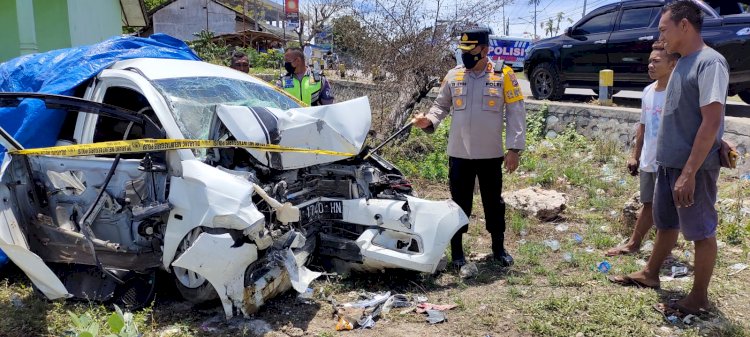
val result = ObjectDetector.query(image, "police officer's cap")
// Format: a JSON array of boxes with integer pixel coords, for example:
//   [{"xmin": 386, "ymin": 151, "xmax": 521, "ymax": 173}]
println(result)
[{"xmin": 458, "ymin": 28, "xmax": 491, "ymax": 51}]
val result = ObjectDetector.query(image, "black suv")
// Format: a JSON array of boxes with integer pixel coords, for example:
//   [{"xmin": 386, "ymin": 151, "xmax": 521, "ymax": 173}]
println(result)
[{"xmin": 524, "ymin": 0, "xmax": 750, "ymax": 103}]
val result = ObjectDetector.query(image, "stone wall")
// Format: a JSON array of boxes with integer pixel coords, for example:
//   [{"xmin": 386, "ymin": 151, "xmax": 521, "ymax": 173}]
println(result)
[{"xmin": 525, "ymin": 100, "xmax": 750, "ymax": 172}]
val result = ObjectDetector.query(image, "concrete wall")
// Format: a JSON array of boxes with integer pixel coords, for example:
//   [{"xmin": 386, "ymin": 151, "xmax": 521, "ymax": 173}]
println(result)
[
  {"xmin": 153, "ymin": 0, "xmax": 238, "ymax": 41},
  {"xmin": 0, "ymin": 0, "xmax": 22, "ymax": 62},
  {"xmin": 0, "ymin": 0, "xmax": 123, "ymax": 62},
  {"xmin": 67, "ymin": 0, "xmax": 122, "ymax": 46},
  {"xmin": 526, "ymin": 100, "xmax": 750, "ymax": 172},
  {"xmin": 33, "ymin": 0, "xmax": 71, "ymax": 51}
]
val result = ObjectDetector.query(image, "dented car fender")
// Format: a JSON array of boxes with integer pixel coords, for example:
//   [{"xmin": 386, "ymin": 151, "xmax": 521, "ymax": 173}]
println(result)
[{"xmin": 163, "ymin": 160, "xmax": 266, "ymax": 269}]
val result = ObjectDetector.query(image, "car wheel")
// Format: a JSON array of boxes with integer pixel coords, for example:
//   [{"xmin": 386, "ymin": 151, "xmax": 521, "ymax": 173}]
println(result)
[
  {"xmin": 530, "ymin": 62, "xmax": 564, "ymax": 100},
  {"xmin": 738, "ymin": 90, "xmax": 750, "ymax": 105},
  {"xmin": 173, "ymin": 227, "xmax": 219, "ymax": 304}
]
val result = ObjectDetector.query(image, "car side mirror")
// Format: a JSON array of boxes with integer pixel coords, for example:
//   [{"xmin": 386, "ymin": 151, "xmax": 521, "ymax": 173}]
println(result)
[{"xmin": 566, "ymin": 27, "xmax": 573, "ymax": 36}]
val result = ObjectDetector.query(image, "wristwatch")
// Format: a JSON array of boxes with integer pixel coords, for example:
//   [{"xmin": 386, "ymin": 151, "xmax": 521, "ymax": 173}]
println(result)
[{"xmin": 508, "ymin": 148, "xmax": 521, "ymax": 154}]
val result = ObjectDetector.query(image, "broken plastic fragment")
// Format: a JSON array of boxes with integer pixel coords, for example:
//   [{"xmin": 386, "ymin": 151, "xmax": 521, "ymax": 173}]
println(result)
[
  {"xmin": 425, "ymin": 310, "xmax": 446, "ymax": 324},
  {"xmin": 459, "ymin": 262, "xmax": 479, "ymax": 279},
  {"xmin": 671, "ymin": 266, "xmax": 689, "ymax": 278},
  {"xmin": 335, "ymin": 317, "xmax": 353, "ymax": 331}
]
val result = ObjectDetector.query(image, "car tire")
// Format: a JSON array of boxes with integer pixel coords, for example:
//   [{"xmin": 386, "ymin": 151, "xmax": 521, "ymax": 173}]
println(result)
[
  {"xmin": 738, "ymin": 90, "xmax": 750, "ymax": 105},
  {"xmin": 172, "ymin": 228, "xmax": 219, "ymax": 304},
  {"xmin": 530, "ymin": 62, "xmax": 564, "ymax": 100}
]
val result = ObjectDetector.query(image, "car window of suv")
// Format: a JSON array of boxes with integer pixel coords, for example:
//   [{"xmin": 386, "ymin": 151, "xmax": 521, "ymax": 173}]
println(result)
[
  {"xmin": 618, "ymin": 7, "xmax": 657, "ymax": 30},
  {"xmin": 574, "ymin": 11, "xmax": 618, "ymax": 35}
]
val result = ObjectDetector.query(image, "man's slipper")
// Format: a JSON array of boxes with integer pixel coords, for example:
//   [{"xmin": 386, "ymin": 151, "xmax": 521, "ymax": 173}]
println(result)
[
  {"xmin": 668, "ymin": 300, "xmax": 708, "ymax": 317},
  {"xmin": 607, "ymin": 275, "xmax": 660, "ymax": 289},
  {"xmin": 652, "ymin": 302, "xmax": 706, "ymax": 324},
  {"xmin": 605, "ymin": 246, "xmax": 637, "ymax": 257}
]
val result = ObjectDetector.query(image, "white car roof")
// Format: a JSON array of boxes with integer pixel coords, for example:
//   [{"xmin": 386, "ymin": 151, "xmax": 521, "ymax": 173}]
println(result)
[{"xmin": 108, "ymin": 58, "xmax": 270, "ymax": 85}]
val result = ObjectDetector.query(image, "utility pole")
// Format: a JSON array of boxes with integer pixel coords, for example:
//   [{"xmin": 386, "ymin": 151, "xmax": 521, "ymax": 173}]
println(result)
[
  {"xmin": 533, "ymin": 1, "xmax": 538, "ymax": 39},
  {"xmin": 502, "ymin": 3, "xmax": 506, "ymax": 35},
  {"xmin": 582, "ymin": 0, "xmax": 587, "ymax": 18}
]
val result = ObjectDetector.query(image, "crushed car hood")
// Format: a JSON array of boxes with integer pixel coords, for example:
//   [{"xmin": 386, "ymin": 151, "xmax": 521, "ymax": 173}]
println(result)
[{"xmin": 216, "ymin": 97, "xmax": 371, "ymax": 170}]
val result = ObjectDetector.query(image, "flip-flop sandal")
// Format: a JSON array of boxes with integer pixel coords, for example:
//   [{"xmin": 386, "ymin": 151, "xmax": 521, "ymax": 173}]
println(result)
[
  {"xmin": 653, "ymin": 303, "xmax": 684, "ymax": 324},
  {"xmin": 607, "ymin": 275, "xmax": 661, "ymax": 289},
  {"xmin": 605, "ymin": 247, "xmax": 637, "ymax": 257},
  {"xmin": 668, "ymin": 300, "xmax": 708, "ymax": 317},
  {"xmin": 653, "ymin": 302, "xmax": 705, "ymax": 325}
]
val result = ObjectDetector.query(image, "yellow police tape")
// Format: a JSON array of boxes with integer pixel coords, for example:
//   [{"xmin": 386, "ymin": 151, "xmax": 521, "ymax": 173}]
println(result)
[{"xmin": 9, "ymin": 139, "xmax": 355, "ymax": 157}]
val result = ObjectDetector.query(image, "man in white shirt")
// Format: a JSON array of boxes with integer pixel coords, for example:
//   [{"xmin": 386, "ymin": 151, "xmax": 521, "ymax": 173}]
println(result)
[{"xmin": 606, "ymin": 41, "xmax": 677, "ymax": 256}]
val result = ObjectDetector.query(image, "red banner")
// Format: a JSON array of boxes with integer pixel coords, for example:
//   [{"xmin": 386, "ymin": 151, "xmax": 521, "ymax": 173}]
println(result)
[{"xmin": 285, "ymin": 0, "xmax": 299, "ymax": 28}]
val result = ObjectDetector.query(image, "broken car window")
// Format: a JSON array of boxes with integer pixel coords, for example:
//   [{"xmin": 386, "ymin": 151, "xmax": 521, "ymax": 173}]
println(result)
[{"xmin": 151, "ymin": 77, "xmax": 300, "ymax": 140}]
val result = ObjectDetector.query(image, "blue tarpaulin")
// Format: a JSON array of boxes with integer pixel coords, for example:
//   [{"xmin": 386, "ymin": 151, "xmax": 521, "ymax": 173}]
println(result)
[
  {"xmin": 0, "ymin": 33, "xmax": 200, "ymax": 152},
  {"xmin": 0, "ymin": 34, "xmax": 200, "ymax": 268}
]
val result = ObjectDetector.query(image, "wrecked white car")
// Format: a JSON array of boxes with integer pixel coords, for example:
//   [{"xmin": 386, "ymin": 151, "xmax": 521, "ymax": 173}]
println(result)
[{"xmin": 0, "ymin": 58, "xmax": 468, "ymax": 318}]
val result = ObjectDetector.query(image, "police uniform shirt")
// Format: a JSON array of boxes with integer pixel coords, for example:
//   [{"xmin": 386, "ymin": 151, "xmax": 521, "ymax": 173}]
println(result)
[{"xmin": 425, "ymin": 61, "xmax": 526, "ymax": 159}]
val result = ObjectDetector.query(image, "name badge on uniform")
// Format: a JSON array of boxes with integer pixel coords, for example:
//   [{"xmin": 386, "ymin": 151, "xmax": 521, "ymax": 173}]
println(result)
[{"xmin": 283, "ymin": 78, "xmax": 294, "ymax": 88}]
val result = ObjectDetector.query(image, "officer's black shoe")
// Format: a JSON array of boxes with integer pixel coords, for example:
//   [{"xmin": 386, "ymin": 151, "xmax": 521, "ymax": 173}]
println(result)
[
  {"xmin": 493, "ymin": 250, "xmax": 514, "ymax": 267},
  {"xmin": 451, "ymin": 258, "xmax": 467, "ymax": 270}
]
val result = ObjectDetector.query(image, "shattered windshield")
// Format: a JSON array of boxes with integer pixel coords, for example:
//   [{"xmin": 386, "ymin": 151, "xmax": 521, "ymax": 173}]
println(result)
[{"xmin": 152, "ymin": 77, "xmax": 300, "ymax": 139}]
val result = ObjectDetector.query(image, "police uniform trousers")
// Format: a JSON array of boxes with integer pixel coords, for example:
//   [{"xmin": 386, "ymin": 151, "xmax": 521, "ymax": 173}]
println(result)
[{"xmin": 448, "ymin": 156, "xmax": 506, "ymax": 261}]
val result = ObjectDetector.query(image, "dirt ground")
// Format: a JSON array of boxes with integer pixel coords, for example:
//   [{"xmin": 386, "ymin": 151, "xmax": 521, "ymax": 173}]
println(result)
[{"xmin": 1, "ymin": 147, "xmax": 749, "ymax": 337}]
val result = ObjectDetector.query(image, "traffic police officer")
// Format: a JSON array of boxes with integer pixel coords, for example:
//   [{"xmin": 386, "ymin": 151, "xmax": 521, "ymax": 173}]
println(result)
[
  {"xmin": 278, "ymin": 47, "xmax": 334, "ymax": 106},
  {"xmin": 413, "ymin": 28, "xmax": 526, "ymax": 268}
]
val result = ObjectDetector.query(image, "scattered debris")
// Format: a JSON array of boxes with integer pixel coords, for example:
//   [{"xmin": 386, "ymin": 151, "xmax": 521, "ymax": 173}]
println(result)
[
  {"xmin": 641, "ymin": 240, "xmax": 655, "ymax": 253},
  {"xmin": 425, "ymin": 310, "xmax": 447, "ymax": 324},
  {"xmin": 729, "ymin": 263, "xmax": 748, "ymax": 275},
  {"xmin": 599, "ymin": 225, "xmax": 611, "ymax": 232},
  {"xmin": 572, "ymin": 233, "xmax": 583, "ymax": 244},
  {"xmin": 416, "ymin": 303, "xmax": 458, "ymax": 313},
  {"xmin": 585, "ymin": 246, "xmax": 595, "ymax": 254},
  {"xmin": 622, "ymin": 192, "xmax": 641, "ymax": 227},
  {"xmin": 382, "ymin": 294, "xmax": 412, "ymax": 313},
  {"xmin": 335, "ymin": 317, "xmax": 354, "ymax": 331},
  {"xmin": 563, "ymin": 252, "xmax": 573, "ymax": 263},
  {"xmin": 334, "ymin": 292, "xmax": 391, "ymax": 330},
  {"xmin": 414, "ymin": 295, "xmax": 428, "ymax": 303},
  {"xmin": 543, "ymin": 239, "xmax": 561, "ymax": 251},
  {"xmin": 683, "ymin": 314, "xmax": 697, "ymax": 325},
  {"xmin": 504, "ymin": 188, "xmax": 567, "ymax": 221},
  {"xmin": 555, "ymin": 223, "xmax": 569, "ymax": 232},
  {"xmin": 459, "ymin": 262, "xmax": 479, "ymax": 279},
  {"xmin": 671, "ymin": 266, "xmax": 689, "ymax": 278},
  {"xmin": 9, "ymin": 293, "xmax": 23, "ymax": 308},
  {"xmin": 636, "ymin": 259, "xmax": 648, "ymax": 267},
  {"xmin": 241, "ymin": 319, "xmax": 272, "ymax": 336},
  {"xmin": 597, "ymin": 261, "xmax": 611, "ymax": 273}
]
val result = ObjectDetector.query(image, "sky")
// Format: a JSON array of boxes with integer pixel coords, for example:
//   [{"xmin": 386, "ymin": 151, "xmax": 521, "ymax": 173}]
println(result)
[
  {"xmin": 269, "ymin": 0, "xmax": 623, "ymax": 39},
  {"xmin": 461, "ymin": 0, "xmax": 622, "ymax": 38}
]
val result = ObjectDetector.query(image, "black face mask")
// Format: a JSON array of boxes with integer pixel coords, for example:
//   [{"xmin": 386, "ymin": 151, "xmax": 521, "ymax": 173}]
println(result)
[
  {"xmin": 284, "ymin": 62, "xmax": 296, "ymax": 74},
  {"xmin": 461, "ymin": 51, "xmax": 484, "ymax": 69}
]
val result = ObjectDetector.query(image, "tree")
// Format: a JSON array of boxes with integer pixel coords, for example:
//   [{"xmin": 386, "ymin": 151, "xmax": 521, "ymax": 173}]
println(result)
[
  {"xmin": 294, "ymin": 0, "xmax": 348, "ymax": 45},
  {"xmin": 341, "ymin": 0, "xmax": 511, "ymax": 131},
  {"xmin": 555, "ymin": 12, "xmax": 564, "ymax": 35},
  {"xmin": 546, "ymin": 18, "xmax": 554, "ymax": 37}
]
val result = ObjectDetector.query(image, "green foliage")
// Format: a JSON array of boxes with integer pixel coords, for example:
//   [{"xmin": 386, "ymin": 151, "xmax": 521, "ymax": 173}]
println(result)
[
  {"xmin": 526, "ymin": 104, "xmax": 549, "ymax": 144},
  {"xmin": 247, "ymin": 48, "xmax": 283, "ymax": 69},
  {"xmin": 189, "ymin": 30, "xmax": 230, "ymax": 65},
  {"xmin": 67, "ymin": 305, "xmax": 139, "ymax": 337},
  {"xmin": 144, "ymin": 0, "xmax": 170, "ymax": 11},
  {"xmin": 383, "ymin": 118, "xmax": 450, "ymax": 182}
]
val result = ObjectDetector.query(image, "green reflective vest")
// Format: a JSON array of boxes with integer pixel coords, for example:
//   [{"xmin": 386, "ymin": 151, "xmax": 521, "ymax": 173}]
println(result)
[{"xmin": 281, "ymin": 72, "xmax": 323, "ymax": 106}]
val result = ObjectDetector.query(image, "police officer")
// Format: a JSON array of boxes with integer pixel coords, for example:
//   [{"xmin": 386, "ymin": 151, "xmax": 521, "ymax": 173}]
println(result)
[
  {"xmin": 412, "ymin": 28, "xmax": 526, "ymax": 268},
  {"xmin": 278, "ymin": 48, "xmax": 334, "ymax": 106}
]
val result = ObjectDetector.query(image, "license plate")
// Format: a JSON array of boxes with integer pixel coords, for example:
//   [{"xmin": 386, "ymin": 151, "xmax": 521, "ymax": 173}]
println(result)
[{"xmin": 300, "ymin": 200, "xmax": 343, "ymax": 223}]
